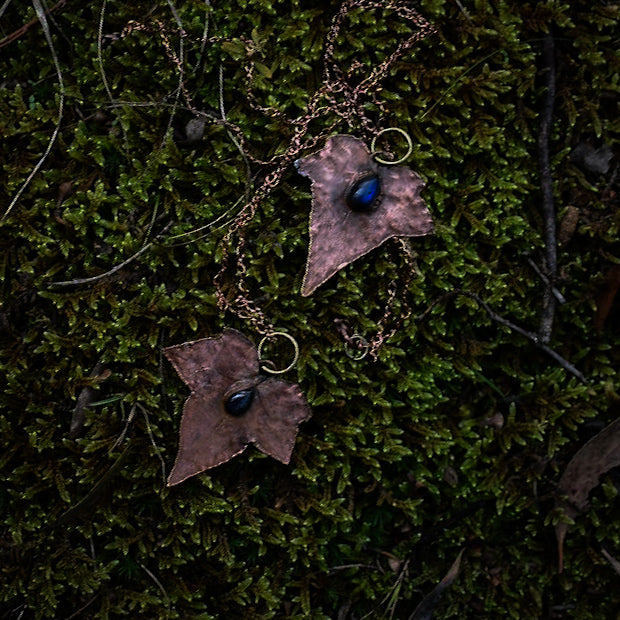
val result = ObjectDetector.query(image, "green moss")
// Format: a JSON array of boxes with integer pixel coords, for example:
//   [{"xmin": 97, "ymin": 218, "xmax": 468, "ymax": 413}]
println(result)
[{"xmin": 1, "ymin": 0, "xmax": 619, "ymax": 617}]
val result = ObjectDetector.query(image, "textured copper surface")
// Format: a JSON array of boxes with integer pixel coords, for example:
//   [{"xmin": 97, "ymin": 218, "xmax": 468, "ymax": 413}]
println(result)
[
  {"xmin": 296, "ymin": 135, "xmax": 434, "ymax": 296},
  {"xmin": 164, "ymin": 329, "xmax": 310, "ymax": 485}
]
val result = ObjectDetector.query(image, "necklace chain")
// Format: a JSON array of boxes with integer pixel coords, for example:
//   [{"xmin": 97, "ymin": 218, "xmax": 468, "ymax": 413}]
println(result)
[
  {"xmin": 122, "ymin": 0, "xmax": 436, "ymax": 348},
  {"xmin": 215, "ymin": 0, "xmax": 435, "ymax": 347}
]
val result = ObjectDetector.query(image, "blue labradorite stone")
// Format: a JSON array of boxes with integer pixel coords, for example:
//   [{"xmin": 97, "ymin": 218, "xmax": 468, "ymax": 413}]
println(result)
[
  {"xmin": 224, "ymin": 388, "xmax": 255, "ymax": 417},
  {"xmin": 346, "ymin": 173, "xmax": 381, "ymax": 212}
]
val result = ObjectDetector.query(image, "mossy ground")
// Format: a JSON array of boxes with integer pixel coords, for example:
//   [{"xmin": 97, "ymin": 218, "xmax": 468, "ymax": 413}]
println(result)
[{"xmin": 1, "ymin": 1, "xmax": 619, "ymax": 618}]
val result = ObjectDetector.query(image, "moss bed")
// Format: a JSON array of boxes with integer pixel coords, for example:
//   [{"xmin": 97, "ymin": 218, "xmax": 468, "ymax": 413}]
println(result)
[{"xmin": 1, "ymin": 1, "xmax": 619, "ymax": 618}]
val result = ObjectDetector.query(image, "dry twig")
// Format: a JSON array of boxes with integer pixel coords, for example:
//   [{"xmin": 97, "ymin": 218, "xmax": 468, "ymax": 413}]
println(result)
[
  {"xmin": 537, "ymin": 32, "xmax": 558, "ymax": 342},
  {"xmin": 47, "ymin": 223, "xmax": 171, "ymax": 288},
  {"xmin": 2, "ymin": 0, "xmax": 65, "ymax": 220},
  {"xmin": 458, "ymin": 291, "xmax": 585, "ymax": 382},
  {"xmin": 0, "ymin": 0, "xmax": 66, "ymax": 48}
]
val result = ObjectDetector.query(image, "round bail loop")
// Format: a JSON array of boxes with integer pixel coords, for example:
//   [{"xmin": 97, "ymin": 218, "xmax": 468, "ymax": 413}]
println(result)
[
  {"xmin": 344, "ymin": 334, "xmax": 370, "ymax": 361},
  {"xmin": 370, "ymin": 127, "xmax": 413, "ymax": 166},
  {"xmin": 258, "ymin": 331, "xmax": 300, "ymax": 374}
]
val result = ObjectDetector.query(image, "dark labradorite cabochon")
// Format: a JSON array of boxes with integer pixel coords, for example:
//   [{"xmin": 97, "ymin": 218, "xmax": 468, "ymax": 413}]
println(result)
[
  {"xmin": 224, "ymin": 388, "xmax": 255, "ymax": 417},
  {"xmin": 346, "ymin": 173, "xmax": 381, "ymax": 212}
]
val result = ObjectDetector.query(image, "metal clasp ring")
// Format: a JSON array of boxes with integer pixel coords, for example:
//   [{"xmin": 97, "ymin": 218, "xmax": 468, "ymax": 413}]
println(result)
[
  {"xmin": 258, "ymin": 331, "xmax": 300, "ymax": 374},
  {"xmin": 344, "ymin": 334, "xmax": 369, "ymax": 361},
  {"xmin": 370, "ymin": 127, "xmax": 413, "ymax": 166}
]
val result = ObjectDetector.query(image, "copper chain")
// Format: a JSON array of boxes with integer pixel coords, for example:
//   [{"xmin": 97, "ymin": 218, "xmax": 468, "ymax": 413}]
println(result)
[{"xmin": 122, "ymin": 1, "xmax": 436, "ymax": 346}]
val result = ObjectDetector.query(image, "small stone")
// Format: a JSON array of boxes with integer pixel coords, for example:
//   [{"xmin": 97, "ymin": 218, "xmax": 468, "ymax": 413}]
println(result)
[
  {"xmin": 571, "ymin": 142, "xmax": 613, "ymax": 175},
  {"xmin": 185, "ymin": 118, "xmax": 206, "ymax": 144},
  {"xmin": 224, "ymin": 388, "xmax": 255, "ymax": 417},
  {"xmin": 346, "ymin": 173, "xmax": 380, "ymax": 211}
]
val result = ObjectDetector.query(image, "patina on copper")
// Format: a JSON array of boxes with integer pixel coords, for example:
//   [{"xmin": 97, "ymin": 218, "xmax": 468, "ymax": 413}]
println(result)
[
  {"xmin": 164, "ymin": 329, "xmax": 310, "ymax": 486},
  {"xmin": 296, "ymin": 134, "xmax": 434, "ymax": 296}
]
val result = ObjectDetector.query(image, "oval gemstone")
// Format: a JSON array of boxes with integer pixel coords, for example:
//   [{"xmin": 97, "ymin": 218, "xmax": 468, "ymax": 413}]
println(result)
[
  {"xmin": 346, "ymin": 174, "xmax": 381, "ymax": 212},
  {"xmin": 224, "ymin": 388, "xmax": 255, "ymax": 417}
]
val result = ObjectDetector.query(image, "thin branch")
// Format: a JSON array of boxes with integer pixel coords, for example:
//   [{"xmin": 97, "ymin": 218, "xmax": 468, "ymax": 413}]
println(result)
[
  {"xmin": 65, "ymin": 594, "xmax": 99, "ymax": 620},
  {"xmin": 0, "ymin": 0, "xmax": 13, "ymax": 19},
  {"xmin": 453, "ymin": 0, "xmax": 472, "ymax": 24},
  {"xmin": 459, "ymin": 291, "xmax": 585, "ymax": 382},
  {"xmin": 199, "ymin": 0, "xmax": 211, "ymax": 56},
  {"xmin": 601, "ymin": 547, "xmax": 620, "ymax": 578},
  {"xmin": 2, "ymin": 0, "xmax": 65, "ymax": 220},
  {"xmin": 537, "ymin": 32, "xmax": 558, "ymax": 342},
  {"xmin": 163, "ymin": 0, "xmax": 185, "ymax": 141},
  {"xmin": 136, "ymin": 402, "xmax": 167, "ymax": 485},
  {"xmin": 0, "ymin": 0, "xmax": 66, "ymax": 48},
  {"xmin": 97, "ymin": 0, "xmax": 114, "ymax": 102},
  {"xmin": 47, "ymin": 222, "xmax": 171, "ymax": 288},
  {"xmin": 328, "ymin": 563, "xmax": 379, "ymax": 573},
  {"xmin": 54, "ymin": 444, "xmax": 132, "ymax": 527},
  {"xmin": 48, "ymin": 241, "xmax": 153, "ymax": 288},
  {"xmin": 163, "ymin": 195, "xmax": 244, "ymax": 246},
  {"xmin": 109, "ymin": 403, "xmax": 137, "ymax": 453},
  {"xmin": 219, "ymin": 65, "xmax": 253, "ymax": 202},
  {"xmin": 526, "ymin": 255, "xmax": 565, "ymax": 304},
  {"xmin": 140, "ymin": 563, "xmax": 170, "ymax": 607}
]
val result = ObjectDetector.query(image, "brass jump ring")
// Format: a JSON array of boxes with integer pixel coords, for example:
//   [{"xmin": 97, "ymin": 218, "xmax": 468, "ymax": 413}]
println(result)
[
  {"xmin": 370, "ymin": 127, "xmax": 413, "ymax": 166},
  {"xmin": 345, "ymin": 334, "xmax": 369, "ymax": 361},
  {"xmin": 258, "ymin": 331, "xmax": 299, "ymax": 374}
]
